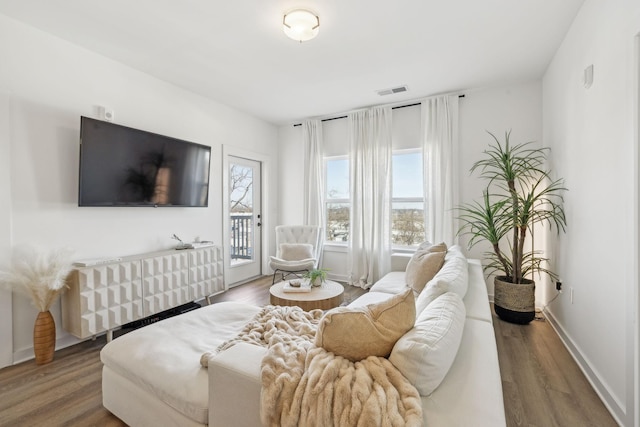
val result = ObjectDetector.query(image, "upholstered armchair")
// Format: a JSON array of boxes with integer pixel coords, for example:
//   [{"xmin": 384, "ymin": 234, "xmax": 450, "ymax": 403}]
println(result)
[{"xmin": 269, "ymin": 225, "xmax": 322, "ymax": 284}]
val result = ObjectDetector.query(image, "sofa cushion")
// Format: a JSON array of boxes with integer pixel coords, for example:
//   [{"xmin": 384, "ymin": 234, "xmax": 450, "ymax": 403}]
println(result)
[
  {"xmin": 464, "ymin": 259, "xmax": 493, "ymax": 323},
  {"xmin": 389, "ymin": 292, "xmax": 465, "ymax": 396},
  {"xmin": 415, "ymin": 252, "xmax": 468, "ymax": 314},
  {"xmin": 279, "ymin": 243, "xmax": 314, "ymax": 260},
  {"xmin": 405, "ymin": 250, "xmax": 446, "ymax": 294},
  {"xmin": 420, "ymin": 318, "xmax": 506, "ymax": 426},
  {"xmin": 369, "ymin": 271, "xmax": 408, "ymax": 294},
  {"xmin": 347, "ymin": 290, "xmax": 397, "ymax": 308},
  {"xmin": 100, "ymin": 301, "xmax": 262, "ymax": 424},
  {"xmin": 315, "ymin": 288, "xmax": 415, "ymax": 362}
]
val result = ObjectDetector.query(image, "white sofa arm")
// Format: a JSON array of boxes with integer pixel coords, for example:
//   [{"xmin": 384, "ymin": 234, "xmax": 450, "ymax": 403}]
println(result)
[
  {"xmin": 391, "ymin": 253, "xmax": 412, "ymax": 272},
  {"xmin": 208, "ymin": 343, "xmax": 267, "ymax": 427}
]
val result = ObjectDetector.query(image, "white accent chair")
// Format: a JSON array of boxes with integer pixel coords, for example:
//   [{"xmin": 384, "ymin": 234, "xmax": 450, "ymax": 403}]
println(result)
[{"xmin": 269, "ymin": 225, "xmax": 322, "ymax": 284}]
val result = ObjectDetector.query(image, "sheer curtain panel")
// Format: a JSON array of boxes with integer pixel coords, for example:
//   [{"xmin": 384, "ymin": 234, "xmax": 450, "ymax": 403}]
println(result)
[
  {"xmin": 421, "ymin": 95, "xmax": 460, "ymax": 245},
  {"xmin": 348, "ymin": 107, "xmax": 392, "ymax": 288},
  {"xmin": 303, "ymin": 120, "xmax": 325, "ymax": 227}
]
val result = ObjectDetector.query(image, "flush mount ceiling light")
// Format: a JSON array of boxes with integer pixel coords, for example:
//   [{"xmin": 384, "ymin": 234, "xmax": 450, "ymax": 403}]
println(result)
[{"xmin": 283, "ymin": 9, "xmax": 319, "ymax": 42}]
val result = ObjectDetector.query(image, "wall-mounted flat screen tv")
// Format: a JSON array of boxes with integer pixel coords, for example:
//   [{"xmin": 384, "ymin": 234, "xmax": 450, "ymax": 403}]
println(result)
[{"xmin": 78, "ymin": 116, "xmax": 211, "ymax": 207}]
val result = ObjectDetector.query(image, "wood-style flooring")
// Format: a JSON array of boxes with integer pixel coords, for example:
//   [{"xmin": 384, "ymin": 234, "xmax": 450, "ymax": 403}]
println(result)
[{"xmin": 0, "ymin": 276, "xmax": 618, "ymax": 427}]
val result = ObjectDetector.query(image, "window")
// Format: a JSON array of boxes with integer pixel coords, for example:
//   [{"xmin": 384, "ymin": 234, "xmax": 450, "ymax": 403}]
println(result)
[
  {"xmin": 323, "ymin": 151, "xmax": 424, "ymax": 247},
  {"xmin": 392, "ymin": 150, "xmax": 425, "ymax": 247},
  {"xmin": 325, "ymin": 156, "xmax": 350, "ymax": 243}
]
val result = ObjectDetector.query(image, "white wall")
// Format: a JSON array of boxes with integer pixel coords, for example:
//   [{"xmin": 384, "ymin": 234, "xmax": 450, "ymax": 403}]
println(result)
[
  {"xmin": 542, "ymin": 1, "xmax": 640, "ymax": 425},
  {"xmin": 0, "ymin": 14, "xmax": 278, "ymax": 366},
  {"xmin": 458, "ymin": 82, "xmax": 544, "ymax": 299},
  {"xmin": 276, "ymin": 80, "xmax": 544, "ymax": 295},
  {"xmin": 0, "ymin": 91, "xmax": 13, "ymax": 368}
]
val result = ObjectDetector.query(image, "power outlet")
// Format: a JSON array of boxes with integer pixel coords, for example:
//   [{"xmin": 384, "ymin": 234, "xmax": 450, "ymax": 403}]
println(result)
[{"xmin": 556, "ymin": 281, "xmax": 562, "ymax": 291}]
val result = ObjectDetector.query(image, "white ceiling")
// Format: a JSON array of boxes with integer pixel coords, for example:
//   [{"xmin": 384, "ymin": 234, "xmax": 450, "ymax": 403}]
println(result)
[{"xmin": 0, "ymin": 0, "xmax": 584, "ymax": 125}]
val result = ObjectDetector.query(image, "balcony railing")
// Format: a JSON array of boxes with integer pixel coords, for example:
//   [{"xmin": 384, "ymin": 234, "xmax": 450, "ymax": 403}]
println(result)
[{"xmin": 230, "ymin": 214, "xmax": 252, "ymax": 260}]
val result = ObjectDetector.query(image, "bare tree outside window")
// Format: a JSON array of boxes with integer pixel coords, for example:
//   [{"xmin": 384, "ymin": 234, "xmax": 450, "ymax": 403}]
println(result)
[
  {"xmin": 229, "ymin": 163, "xmax": 253, "ymax": 261},
  {"xmin": 392, "ymin": 205, "xmax": 425, "ymax": 246},
  {"xmin": 230, "ymin": 164, "xmax": 253, "ymax": 213}
]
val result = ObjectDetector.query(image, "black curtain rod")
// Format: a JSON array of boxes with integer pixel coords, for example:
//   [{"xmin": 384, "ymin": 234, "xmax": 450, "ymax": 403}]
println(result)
[{"xmin": 293, "ymin": 94, "xmax": 465, "ymax": 127}]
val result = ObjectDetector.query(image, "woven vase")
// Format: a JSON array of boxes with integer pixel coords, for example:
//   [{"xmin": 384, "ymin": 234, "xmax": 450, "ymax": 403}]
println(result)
[
  {"xmin": 33, "ymin": 310, "xmax": 56, "ymax": 365},
  {"xmin": 494, "ymin": 276, "xmax": 535, "ymax": 324}
]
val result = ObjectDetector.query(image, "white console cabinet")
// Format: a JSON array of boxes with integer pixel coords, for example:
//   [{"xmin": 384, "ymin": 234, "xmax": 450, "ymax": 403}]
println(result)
[{"xmin": 62, "ymin": 246, "xmax": 224, "ymax": 339}]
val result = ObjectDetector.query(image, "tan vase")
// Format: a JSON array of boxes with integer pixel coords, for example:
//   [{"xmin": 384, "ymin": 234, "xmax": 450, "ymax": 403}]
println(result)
[
  {"xmin": 33, "ymin": 310, "xmax": 56, "ymax": 365},
  {"xmin": 494, "ymin": 276, "xmax": 535, "ymax": 324}
]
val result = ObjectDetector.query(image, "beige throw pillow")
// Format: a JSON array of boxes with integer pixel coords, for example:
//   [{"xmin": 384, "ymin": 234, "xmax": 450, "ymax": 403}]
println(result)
[
  {"xmin": 405, "ymin": 242, "xmax": 447, "ymax": 294},
  {"xmin": 279, "ymin": 243, "xmax": 314, "ymax": 261},
  {"xmin": 315, "ymin": 288, "xmax": 416, "ymax": 362}
]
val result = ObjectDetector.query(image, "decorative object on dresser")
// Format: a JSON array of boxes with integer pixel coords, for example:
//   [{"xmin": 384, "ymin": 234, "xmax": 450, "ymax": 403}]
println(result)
[
  {"xmin": 457, "ymin": 131, "xmax": 567, "ymax": 324},
  {"xmin": 0, "ymin": 245, "xmax": 74, "ymax": 365},
  {"xmin": 62, "ymin": 246, "xmax": 223, "ymax": 341}
]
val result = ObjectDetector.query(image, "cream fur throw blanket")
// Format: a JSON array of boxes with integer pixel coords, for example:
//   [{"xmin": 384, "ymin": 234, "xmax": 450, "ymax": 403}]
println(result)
[{"xmin": 201, "ymin": 305, "xmax": 423, "ymax": 427}]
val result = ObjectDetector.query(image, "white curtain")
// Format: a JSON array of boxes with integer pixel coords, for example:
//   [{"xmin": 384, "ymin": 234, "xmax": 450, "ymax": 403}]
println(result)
[
  {"xmin": 303, "ymin": 120, "xmax": 324, "ymax": 226},
  {"xmin": 421, "ymin": 95, "xmax": 459, "ymax": 245},
  {"xmin": 348, "ymin": 107, "xmax": 392, "ymax": 288},
  {"xmin": 303, "ymin": 120, "xmax": 325, "ymax": 261}
]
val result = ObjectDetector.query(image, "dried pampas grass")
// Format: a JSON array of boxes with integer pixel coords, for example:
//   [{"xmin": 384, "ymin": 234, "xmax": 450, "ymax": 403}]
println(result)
[{"xmin": 0, "ymin": 245, "xmax": 74, "ymax": 312}]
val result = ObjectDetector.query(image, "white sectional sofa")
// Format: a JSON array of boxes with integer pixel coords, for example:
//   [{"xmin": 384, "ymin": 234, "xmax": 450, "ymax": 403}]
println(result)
[{"xmin": 100, "ymin": 246, "xmax": 505, "ymax": 426}]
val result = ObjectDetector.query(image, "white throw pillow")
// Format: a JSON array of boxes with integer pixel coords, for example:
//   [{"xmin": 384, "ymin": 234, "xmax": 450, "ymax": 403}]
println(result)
[
  {"xmin": 279, "ymin": 243, "xmax": 314, "ymax": 261},
  {"xmin": 444, "ymin": 244, "xmax": 465, "ymax": 261},
  {"xmin": 415, "ymin": 253, "xmax": 468, "ymax": 314},
  {"xmin": 389, "ymin": 292, "xmax": 466, "ymax": 396}
]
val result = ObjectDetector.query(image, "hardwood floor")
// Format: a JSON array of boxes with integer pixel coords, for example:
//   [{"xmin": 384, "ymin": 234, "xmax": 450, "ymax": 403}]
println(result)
[
  {"xmin": 0, "ymin": 277, "xmax": 617, "ymax": 426},
  {"xmin": 493, "ymin": 307, "xmax": 618, "ymax": 427}
]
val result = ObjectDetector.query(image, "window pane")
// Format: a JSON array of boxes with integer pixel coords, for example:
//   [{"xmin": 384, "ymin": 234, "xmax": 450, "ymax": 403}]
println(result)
[
  {"xmin": 392, "ymin": 202, "xmax": 425, "ymax": 246},
  {"xmin": 326, "ymin": 203, "xmax": 350, "ymax": 242},
  {"xmin": 326, "ymin": 158, "xmax": 349, "ymax": 199},
  {"xmin": 229, "ymin": 164, "xmax": 253, "ymax": 212},
  {"xmin": 392, "ymin": 152, "xmax": 422, "ymax": 198}
]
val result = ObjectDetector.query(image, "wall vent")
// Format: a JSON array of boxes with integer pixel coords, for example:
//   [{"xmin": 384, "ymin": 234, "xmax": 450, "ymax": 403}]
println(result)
[{"xmin": 377, "ymin": 85, "xmax": 408, "ymax": 96}]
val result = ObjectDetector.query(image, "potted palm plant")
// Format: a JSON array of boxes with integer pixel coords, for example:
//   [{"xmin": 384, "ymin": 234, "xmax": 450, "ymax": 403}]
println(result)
[{"xmin": 457, "ymin": 131, "xmax": 567, "ymax": 324}]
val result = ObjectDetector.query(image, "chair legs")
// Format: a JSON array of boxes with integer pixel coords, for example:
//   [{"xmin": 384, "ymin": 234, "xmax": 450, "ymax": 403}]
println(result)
[{"xmin": 272, "ymin": 269, "xmax": 311, "ymax": 285}]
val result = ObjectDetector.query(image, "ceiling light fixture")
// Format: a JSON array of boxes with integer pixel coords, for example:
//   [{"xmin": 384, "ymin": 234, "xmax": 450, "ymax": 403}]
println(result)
[{"xmin": 283, "ymin": 9, "xmax": 319, "ymax": 42}]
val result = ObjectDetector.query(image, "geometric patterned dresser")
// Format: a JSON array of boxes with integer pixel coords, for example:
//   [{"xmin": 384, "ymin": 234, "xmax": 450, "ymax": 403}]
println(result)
[{"xmin": 62, "ymin": 246, "xmax": 224, "ymax": 340}]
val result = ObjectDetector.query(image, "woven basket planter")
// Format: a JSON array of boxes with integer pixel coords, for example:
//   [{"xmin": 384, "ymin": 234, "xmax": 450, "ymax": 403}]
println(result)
[
  {"xmin": 33, "ymin": 310, "xmax": 56, "ymax": 365},
  {"xmin": 494, "ymin": 276, "xmax": 535, "ymax": 324}
]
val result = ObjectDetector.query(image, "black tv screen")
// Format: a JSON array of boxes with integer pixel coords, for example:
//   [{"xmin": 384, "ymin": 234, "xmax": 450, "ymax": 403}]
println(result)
[{"xmin": 78, "ymin": 116, "xmax": 211, "ymax": 207}]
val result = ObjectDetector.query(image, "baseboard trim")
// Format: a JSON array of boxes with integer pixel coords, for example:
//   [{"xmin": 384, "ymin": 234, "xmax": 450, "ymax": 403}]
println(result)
[
  {"xmin": 327, "ymin": 273, "xmax": 349, "ymax": 283},
  {"xmin": 13, "ymin": 334, "xmax": 81, "ymax": 365},
  {"xmin": 543, "ymin": 308, "xmax": 625, "ymax": 426}
]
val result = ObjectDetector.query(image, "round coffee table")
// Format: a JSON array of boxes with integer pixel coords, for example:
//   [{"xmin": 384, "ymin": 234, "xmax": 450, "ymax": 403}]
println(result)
[{"xmin": 269, "ymin": 280, "xmax": 344, "ymax": 311}]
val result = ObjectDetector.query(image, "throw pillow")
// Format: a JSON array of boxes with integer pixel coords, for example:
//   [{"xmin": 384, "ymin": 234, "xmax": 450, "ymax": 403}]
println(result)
[
  {"xmin": 405, "ymin": 242, "xmax": 447, "ymax": 294},
  {"xmin": 279, "ymin": 243, "xmax": 314, "ymax": 261},
  {"xmin": 416, "ymin": 241, "xmax": 433, "ymax": 251},
  {"xmin": 389, "ymin": 291, "xmax": 466, "ymax": 396},
  {"xmin": 315, "ymin": 288, "xmax": 416, "ymax": 362},
  {"xmin": 415, "ymin": 253, "xmax": 468, "ymax": 314}
]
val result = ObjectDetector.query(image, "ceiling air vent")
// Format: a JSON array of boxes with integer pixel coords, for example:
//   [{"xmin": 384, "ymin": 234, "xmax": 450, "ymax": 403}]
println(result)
[{"xmin": 377, "ymin": 85, "xmax": 408, "ymax": 96}]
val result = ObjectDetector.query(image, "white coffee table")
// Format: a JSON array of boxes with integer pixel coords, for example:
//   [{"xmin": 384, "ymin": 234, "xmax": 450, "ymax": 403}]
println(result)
[{"xmin": 269, "ymin": 280, "xmax": 344, "ymax": 311}]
